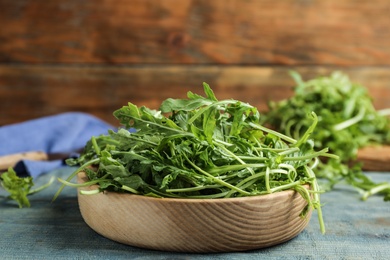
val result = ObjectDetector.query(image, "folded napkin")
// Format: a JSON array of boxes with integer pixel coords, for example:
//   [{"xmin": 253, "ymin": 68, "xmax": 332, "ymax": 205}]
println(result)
[{"xmin": 0, "ymin": 112, "xmax": 114, "ymax": 178}]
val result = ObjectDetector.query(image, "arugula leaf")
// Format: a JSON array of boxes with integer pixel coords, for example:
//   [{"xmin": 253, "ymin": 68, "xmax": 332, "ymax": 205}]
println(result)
[
  {"xmin": 1, "ymin": 168, "xmax": 55, "ymax": 208},
  {"xmin": 263, "ymin": 71, "xmax": 390, "ymax": 200},
  {"xmin": 0, "ymin": 168, "xmax": 33, "ymax": 208}
]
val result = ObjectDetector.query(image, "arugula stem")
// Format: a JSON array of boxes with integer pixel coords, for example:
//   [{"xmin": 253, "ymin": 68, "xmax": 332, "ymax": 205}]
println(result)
[
  {"xmin": 187, "ymin": 100, "xmax": 241, "ymax": 125},
  {"xmin": 278, "ymin": 147, "xmax": 300, "ymax": 156},
  {"xmin": 265, "ymin": 167, "xmax": 271, "ymax": 193},
  {"xmin": 293, "ymin": 112, "xmax": 318, "ymax": 147},
  {"xmin": 282, "ymin": 148, "xmax": 338, "ymax": 162},
  {"xmin": 111, "ymin": 150, "xmax": 149, "ymax": 161},
  {"xmin": 52, "ymin": 158, "xmax": 100, "ymax": 202},
  {"xmin": 235, "ymin": 156, "xmax": 268, "ymax": 162},
  {"xmin": 79, "ymin": 189, "xmax": 101, "ymax": 195},
  {"xmin": 144, "ymin": 186, "xmax": 183, "ymax": 198},
  {"xmin": 166, "ymin": 184, "xmax": 222, "ymax": 193},
  {"xmin": 310, "ymin": 157, "xmax": 320, "ymax": 170},
  {"xmin": 225, "ymin": 171, "xmax": 266, "ymax": 197},
  {"xmin": 293, "ymin": 184, "xmax": 313, "ymax": 216},
  {"xmin": 182, "ymin": 191, "xmax": 230, "ymax": 199},
  {"xmin": 248, "ymin": 122, "xmax": 297, "ymax": 144},
  {"xmin": 333, "ymin": 107, "xmax": 366, "ymax": 131},
  {"xmin": 215, "ymin": 142, "xmax": 255, "ymax": 175},
  {"xmin": 361, "ymin": 183, "xmax": 390, "ymax": 201},
  {"xmin": 207, "ymin": 163, "xmax": 266, "ymax": 175},
  {"xmin": 28, "ymin": 176, "xmax": 55, "ymax": 195},
  {"xmin": 184, "ymin": 155, "xmax": 251, "ymax": 197},
  {"xmin": 57, "ymin": 175, "xmax": 108, "ymax": 188},
  {"xmin": 377, "ymin": 108, "xmax": 390, "ymax": 116},
  {"xmin": 284, "ymin": 119, "xmax": 297, "ymax": 138},
  {"xmin": 279, "ymin": 163, "xmax": 297, "ymax": 176},
  {"xmin": 235, "ymin": 179, "xmax": 258, "ymax": 194},
  {"xmin": 304, "ymin": 165, "xmax": 326, "ymax": 234},
  {"xmin": 133, "ymin": 117, "xmax": 194, "ymax": 137},
  {"xmin": 127, "ymin": 135, "xmax": 158, "ymax": 147},
  {"xmin": 112, "ymin": 130, "xmax": 158, "ymax": 146},
  {"xmin": 269, "ymin": 180, "xmax": 303, "ymax": 193},
  {"xmin": 214, "ymin": 139, "xmax": 234, "ymax": 147},
  {"xmin": 91, "ymin": 136, "xmax": 101, "ymax": 155},
  {"xmin": 121, "ymin": 185, "xmax": 140, "ymax": 194}
]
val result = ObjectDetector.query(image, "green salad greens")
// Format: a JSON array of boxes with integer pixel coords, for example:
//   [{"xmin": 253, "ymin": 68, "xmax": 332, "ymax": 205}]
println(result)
[
  {"xmin": 55, "ymin": 83, "xmax": 337, "ymax": 234},
  {"xmin": 0, "ymin": 168, "xmax": 33, "ymax": 208},
  {"xmin": 263, "ymin": 71, "xmax": 390, "ymax": 201},
  {"xmin": 0, "ymin": 168, "xmax": 53, "ymax": 208}
]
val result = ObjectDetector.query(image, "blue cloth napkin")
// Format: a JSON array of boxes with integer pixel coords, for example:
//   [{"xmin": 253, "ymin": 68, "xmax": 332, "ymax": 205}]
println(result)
[{"xmin": 0, "ymin": 112, "xmax": 114, "ymax": 178}]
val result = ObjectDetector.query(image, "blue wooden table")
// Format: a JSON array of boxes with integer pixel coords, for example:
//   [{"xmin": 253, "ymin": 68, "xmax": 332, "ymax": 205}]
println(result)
[{"xmin": 1, "ymin": 167, "xmax": 389, "ymax": 259}]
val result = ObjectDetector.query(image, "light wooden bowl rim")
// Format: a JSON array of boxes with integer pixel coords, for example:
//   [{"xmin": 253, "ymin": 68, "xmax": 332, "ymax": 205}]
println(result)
[{"xmin": 77, "ymin": 171, "xmax": 309, "ymax": 202}]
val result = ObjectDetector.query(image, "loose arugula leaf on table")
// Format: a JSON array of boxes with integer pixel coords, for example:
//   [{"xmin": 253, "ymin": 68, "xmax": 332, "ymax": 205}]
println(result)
[
  {"xmin": 0, "ymin": 168, "xmax": 33, "ymax": 208},
  {"xmin": 263, "ymin": 71, "xmax": 390, "ymax": 201},
  {"xmin": 55, "ymin": 82, "xmax": 338, "ymax": 234},
  {"xmin": 0, "ymin": 168, "xmax": 54, "ymax": 208}
]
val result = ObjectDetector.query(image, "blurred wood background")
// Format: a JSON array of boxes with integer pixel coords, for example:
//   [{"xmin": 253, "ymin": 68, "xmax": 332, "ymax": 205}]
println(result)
[{"xmin": 1, "ymin": 0, "xmax": 390, "ymax": 126}]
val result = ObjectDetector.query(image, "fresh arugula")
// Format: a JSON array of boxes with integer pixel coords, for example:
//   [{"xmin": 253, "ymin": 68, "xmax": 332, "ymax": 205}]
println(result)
[
  {"xmin": 263, "ymin": 71, "xmax": 390, "ymax": 201},
  {"xmin": 55, "ymin": 83, "xmax": 337, "ymax": 234},
  {"xmin": 0, "ymin": 168, "xmax": 33, "ymax": 208},
  {"xmin": 0, "ymin": 168, "xmax": 54, "ymax": 208}
]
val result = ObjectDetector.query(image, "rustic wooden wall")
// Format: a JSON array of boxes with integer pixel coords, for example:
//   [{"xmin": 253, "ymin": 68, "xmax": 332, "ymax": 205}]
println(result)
[{"xmin": 1, "ymin": 0, "xmax": 390, "ymax": 126}]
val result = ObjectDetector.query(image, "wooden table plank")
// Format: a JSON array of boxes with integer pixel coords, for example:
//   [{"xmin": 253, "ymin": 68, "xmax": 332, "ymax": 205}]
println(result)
[
  {"xmin": 1, "ymin": 65, "xmax": 389, "ymax": 126},
  {"xmin": 1, "ymin": 0, "xmax": 390, "ymax": 65},
  {"xmin": 1, "ymin": 168, "xmax": 390, "ymax": 258}
]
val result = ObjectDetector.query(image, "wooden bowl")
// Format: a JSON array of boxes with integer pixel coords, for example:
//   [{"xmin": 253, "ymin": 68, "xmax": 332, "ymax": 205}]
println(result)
[{"xmin": 77, "ymin": 172, "xmax": 312, "ymax": 253}]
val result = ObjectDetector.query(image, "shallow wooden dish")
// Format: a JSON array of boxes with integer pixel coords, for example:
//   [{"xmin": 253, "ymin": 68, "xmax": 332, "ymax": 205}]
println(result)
[{"xmin": 77, "ymin": 172, "xmax": 312, "ymax": 253}]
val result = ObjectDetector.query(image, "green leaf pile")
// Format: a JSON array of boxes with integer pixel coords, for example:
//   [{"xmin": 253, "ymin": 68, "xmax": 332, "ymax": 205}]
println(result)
[
  {"xmin": 1, "ymin": 168, "xmax": 54, "ymax": 208},
  {"xmin": 263, "ymin": 71, "xmax": 390, "ymax": 200},
  {"xmin": 1, "ymin": 168, "xmax": 34, "ymax": 208},
  {"xmin": 56, "ymin": 83, "xmax": 337, "ymax": 233}
]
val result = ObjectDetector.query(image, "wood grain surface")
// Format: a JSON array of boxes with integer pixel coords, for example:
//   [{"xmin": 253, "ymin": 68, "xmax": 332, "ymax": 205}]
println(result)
[
  {"xmin": 1, "ymin": 0, "xmax": 390, "ymax": 65},
  {"xmin": 77, "ymin": 172, "xmax": 312, "ymax": 252},
  {"xmin": 0, "ymin": 0, "xmax": 389, "ymax": 137},
  {"xmin": 1, "ymin": 65, "xmax": 389, "ymax": 126},
  {"xmin": 357, "ymin": 145, "xmax": 390, "ymax": 171}
]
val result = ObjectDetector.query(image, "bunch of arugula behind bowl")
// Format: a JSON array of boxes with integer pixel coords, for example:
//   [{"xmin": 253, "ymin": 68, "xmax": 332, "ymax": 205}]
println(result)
[
  {"xmin": 263, "ymin": 71, "xmax": 390, "ymax": 201},
  {"xmin": 55, "ymin": 83, "xmax": 337, "ymax": 233}
]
